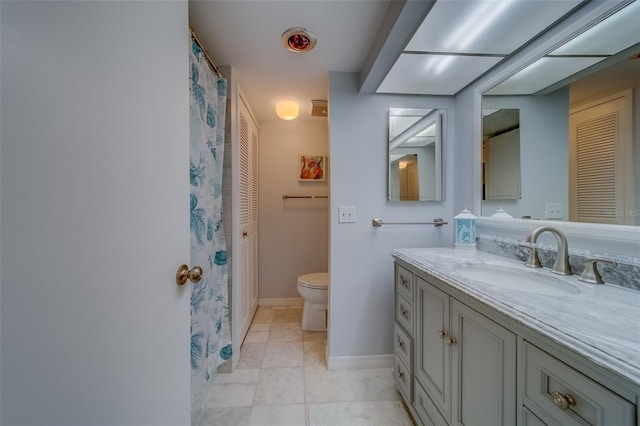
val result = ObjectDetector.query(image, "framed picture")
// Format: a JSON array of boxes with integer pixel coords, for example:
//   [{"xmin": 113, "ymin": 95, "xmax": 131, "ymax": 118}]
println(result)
[{"xmin": 299, "ymin": 155, "xmax": 326, "ymax": 181}]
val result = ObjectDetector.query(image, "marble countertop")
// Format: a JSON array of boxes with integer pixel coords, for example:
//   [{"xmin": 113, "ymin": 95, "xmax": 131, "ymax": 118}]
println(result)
[{"xmin": 391, "ymin": 248, "xmax": 640, "ymax": 388}]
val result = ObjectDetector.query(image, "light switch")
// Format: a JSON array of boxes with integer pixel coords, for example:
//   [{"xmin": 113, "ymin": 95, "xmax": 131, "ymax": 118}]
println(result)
[{"xmin": 338, "ymin": 206, "xmax": 356, "ymax": 223}]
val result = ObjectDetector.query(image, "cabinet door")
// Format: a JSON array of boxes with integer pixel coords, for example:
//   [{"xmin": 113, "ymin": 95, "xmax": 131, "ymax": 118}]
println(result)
[
  {"xmin": 415, "ymin": 277, "xmax": 451, "ymax": 420},
  {"xmin": 450, "ymin": 299, "xmax": 517, "ymax": 426}
]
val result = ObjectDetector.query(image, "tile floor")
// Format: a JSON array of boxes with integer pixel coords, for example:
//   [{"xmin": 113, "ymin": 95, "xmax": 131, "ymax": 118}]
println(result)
[{"xmin": 192, "ymin": 306, "xmax": 413, "ymax": 426}]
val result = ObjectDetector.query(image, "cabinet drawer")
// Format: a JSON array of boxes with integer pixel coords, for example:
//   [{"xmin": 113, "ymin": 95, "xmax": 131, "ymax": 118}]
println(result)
[
  {"xmin": 394, "ymin": 322, "xmax": 413, "ymax": 369},
  {"xmin": 523, "ymin": 407, "xmax": 547, "ymax": 426},
  {"xmin": 414, "ymin": 378, "xmax": 448, "ymax": 426},
  {"xmin": 395, "ymin": 294, "xmax": 414, "ymax": 337},
  {"xmin": 396, "ymin": 265, "xmax": 414, "ymax": 303},
  {"xmin": 394, "ymin": 355, "xmax": 413, "ymax": 403},
  {"xmin": 523, "ymin": 341, "xmax": 635, "ymax": 426}
]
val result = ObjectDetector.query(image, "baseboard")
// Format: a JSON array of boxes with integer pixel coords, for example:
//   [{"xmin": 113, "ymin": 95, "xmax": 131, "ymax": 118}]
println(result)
[
  {"xmin": 326, "ymin": 353, "xmax": 394, "ymax": 370},
  {"xmin": 258, "ymin": 297, "xmax": 304, "ymax": 307}
]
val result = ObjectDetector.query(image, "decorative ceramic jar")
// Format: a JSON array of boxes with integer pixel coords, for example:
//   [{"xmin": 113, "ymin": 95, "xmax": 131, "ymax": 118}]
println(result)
[{"xmin": 454, "ymin": 207, "xmax": 477, "ymax": 250}]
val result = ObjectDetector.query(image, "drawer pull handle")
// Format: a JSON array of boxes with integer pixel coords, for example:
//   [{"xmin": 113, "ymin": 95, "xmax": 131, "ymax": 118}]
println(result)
[
  {"xmin": 438, "ymin": 329, "xmax": 448, "ymax": 339},
  {"xmin": 445, "ymin": 336, "xmax": 457, "ymax": 346},
  {"xmin": 551, "ymin": 391, "xmax": 576, "ymax": 410}
]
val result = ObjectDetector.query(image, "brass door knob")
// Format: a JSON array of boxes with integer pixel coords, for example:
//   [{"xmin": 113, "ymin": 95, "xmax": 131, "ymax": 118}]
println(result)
[{"xmin": 176, "ymin": 264, "xmax": 203, "ymax": 286}]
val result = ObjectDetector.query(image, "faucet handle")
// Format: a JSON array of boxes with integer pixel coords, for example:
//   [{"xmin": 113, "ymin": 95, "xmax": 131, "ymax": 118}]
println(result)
[
  {"xmin": 519, "ymin": 243, "xmax": 542, "ymax": 268},
  {"xmin": 579, "ymin": 258, "xmax": 616, "ymax": 284}
]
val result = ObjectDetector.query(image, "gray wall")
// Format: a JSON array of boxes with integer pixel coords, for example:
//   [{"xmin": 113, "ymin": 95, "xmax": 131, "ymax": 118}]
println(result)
[
  {"xmin": 259, "ymin": 120, "xmax": 330, "ymax": 300},
  {"xmin": 327, "ymin": 72, "xmax": 455, "ymax": 359}
]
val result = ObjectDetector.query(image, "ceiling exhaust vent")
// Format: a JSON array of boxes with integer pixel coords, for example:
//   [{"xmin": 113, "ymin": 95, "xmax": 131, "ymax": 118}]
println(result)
[{"xmin": 311, "ymin": 100, "xmax": 328, "ymax": 117}]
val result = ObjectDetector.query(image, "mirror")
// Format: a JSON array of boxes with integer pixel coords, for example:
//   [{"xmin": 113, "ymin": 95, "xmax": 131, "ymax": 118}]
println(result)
[
  {"xmin": 480, "ymin": 2, "xmax": 639, "ymax": 225},
  {"xmin": 388, "ymin": 108, "xmax": 444, "ymax": 201}
]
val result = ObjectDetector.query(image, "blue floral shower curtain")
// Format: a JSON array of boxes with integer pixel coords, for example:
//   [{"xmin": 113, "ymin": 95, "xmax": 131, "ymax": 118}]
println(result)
[{"xmin": 189, "ymin": 36, "xmax": 232, "ymax": 410}]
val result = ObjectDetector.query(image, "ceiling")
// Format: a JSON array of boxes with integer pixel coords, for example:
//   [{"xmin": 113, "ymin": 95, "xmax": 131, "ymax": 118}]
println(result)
[
  {"xmin": 189, "ymin": 0, "xmax": 638, "ymax": 125},
  {"xmin": 189, "ymin": 0, "xmax": 392, "ymax": 124}
]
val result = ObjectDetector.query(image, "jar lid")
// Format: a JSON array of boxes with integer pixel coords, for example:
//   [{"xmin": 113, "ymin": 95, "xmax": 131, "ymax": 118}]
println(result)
[
  {"xmin": 491, "ymin": 207, "xmax": 513, "ymax": 218},
  {"xmin": 454, "ymin": 207, "xmax": 477, "ymax": 220}
]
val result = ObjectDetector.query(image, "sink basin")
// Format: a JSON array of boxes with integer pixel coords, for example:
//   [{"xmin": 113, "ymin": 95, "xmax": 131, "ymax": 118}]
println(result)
[{"xmin": 455, "ymin": 264, "xmax": 580, "ymax": 296}]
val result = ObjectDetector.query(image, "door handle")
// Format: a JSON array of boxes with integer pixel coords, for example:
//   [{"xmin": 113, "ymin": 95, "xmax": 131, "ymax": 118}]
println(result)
[
  {"xmin": 242, "ymin": 231, "xmax": 248, "ymax": 238},
  {"xmin": 176, "ymin": 264, "xmax": 203, "ymax": 286}
]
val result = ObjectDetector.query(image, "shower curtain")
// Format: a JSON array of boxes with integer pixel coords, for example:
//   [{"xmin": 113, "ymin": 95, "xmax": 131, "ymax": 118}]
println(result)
[{"xmin": 189, "ymin": 36, "xmax": 232, "ymax": 410}]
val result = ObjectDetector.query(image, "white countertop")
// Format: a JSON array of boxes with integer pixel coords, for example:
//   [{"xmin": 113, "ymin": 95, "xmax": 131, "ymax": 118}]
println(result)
[{"xmin": 391, "ymin": 247, "xmax": 640, "ymax": 388}]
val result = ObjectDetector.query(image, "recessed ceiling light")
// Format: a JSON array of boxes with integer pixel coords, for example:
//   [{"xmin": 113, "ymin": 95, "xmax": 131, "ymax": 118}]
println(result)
[{"xmin": 281, "ymin": 27, "xmax": 317, "ymax": 53}]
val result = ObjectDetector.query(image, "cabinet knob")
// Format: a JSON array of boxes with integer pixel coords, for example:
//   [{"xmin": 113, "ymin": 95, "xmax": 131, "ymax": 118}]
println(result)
[
  {"xmin": 438, "ymin": 329, "xmax": 448, "ymax": 339},
  {"xmin": 445, "ymin": 336, "xmax": 457, "ymax": 346},
  {"xmin": 400, "ymin": 276, "xmax": 409, "ymax": 287},
  {"xmin": 397, "ymin": 337, "xmax": 405, "ymax": 349},
  {"xmin": 398, "ymin": 370, "xmax": 405, "ymax": 380},
  {"xmin": 551, "ymin": 391, "xmax": 576, "ymax": 410},
  {"xmin": 401, "ymin": 307, "xmax": 409, "ymax": 318}
]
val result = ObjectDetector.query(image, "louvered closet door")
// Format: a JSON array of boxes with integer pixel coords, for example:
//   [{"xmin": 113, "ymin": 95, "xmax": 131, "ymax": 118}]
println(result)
[
  {"xmin": 236, "ymin": 95, "xmax": 259, "ymax": 345},
  {"xmin": 569, "ymin": 91, "xmax": 633, "ymax": 224}
]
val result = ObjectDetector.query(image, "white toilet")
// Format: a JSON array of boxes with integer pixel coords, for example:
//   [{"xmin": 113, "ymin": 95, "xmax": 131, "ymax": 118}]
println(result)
[{"xmin": 296, "ymin": 272, "xmax": 329, "ymax": 331}]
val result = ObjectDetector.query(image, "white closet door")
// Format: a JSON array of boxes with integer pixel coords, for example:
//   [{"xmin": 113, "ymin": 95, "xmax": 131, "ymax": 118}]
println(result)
[
  {"xmin": 569, "ymin": 91, "xmax": 633, "ymax": 224},
  {"xmin": 234, "ymin": 94, "xmax": 259, "ymax": 350}
]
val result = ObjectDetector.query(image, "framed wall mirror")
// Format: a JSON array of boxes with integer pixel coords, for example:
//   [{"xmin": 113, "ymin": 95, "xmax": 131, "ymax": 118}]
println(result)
[
  {"xmin": 480, "ymin": 1, "xmax": 639, "ymax": 225},
  {"xmin": 388, "ymin": 108, "xmax": 445, "ymax": 201}
]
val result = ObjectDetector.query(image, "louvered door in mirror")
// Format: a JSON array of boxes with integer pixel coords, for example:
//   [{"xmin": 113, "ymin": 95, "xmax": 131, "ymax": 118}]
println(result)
[{"xmin": 569, "ymin": 90, "xmax": 634, "ymax": 225}]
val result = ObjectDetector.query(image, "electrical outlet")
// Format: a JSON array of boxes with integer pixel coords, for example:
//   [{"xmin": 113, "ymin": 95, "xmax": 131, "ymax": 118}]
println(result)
[
  {"xmin": 338, "ymin": 206, "xmax": 356, "ymax": 223},
  {"xmin": 545, "ymin": 202, "xmax": 562, "ymax": 219}
]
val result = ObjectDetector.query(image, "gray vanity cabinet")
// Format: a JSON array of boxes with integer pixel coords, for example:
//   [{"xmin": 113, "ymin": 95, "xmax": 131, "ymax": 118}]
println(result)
[
  {"xmin": 412, "ymin": 272, "xmax": 517, "ymax": 426},
  {"xmin": 393, "ymin": 252, "xmax": 639, "ymax": 426}
]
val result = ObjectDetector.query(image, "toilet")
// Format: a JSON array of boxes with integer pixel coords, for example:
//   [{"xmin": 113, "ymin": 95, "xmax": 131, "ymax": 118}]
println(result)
[{"xmin": 296, "ymin": 272, "xmax": 329, "ymax": 331}]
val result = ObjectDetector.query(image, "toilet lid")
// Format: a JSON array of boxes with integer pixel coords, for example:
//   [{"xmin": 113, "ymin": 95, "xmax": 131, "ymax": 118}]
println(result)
[{"xmin": 297, "ymin": 272, "xmax": 328, "ymax": 289}]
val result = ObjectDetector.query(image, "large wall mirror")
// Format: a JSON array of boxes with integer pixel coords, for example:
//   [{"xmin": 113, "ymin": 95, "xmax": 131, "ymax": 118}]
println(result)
[
  {"xmin": 480, "ymin": 1, "xmax": 639, "ymax": 225},
  {"xmin": 388, "ymin": 108, "xmax": 444, "ymax": 201}
]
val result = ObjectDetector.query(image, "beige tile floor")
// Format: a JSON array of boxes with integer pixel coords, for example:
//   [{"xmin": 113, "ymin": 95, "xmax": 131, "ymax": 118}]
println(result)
[{"xmin": 192, "ymin": 306, "xmax": 413, "ymax": 426}]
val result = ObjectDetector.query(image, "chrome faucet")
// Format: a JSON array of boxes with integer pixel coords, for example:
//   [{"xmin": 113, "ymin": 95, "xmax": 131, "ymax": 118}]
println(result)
[{"xmin": 523, "ymin": 226, "xmax": 572, "ymax": 275}]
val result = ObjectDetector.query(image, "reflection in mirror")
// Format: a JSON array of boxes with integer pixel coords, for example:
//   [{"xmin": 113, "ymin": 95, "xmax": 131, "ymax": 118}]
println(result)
[
  {"xmin": 480, "ymin": 2, "xmax": 639, "ymax": 225},
  {"xmin": 388, "ymin": 108, "xmax": 444, "ymax": 201},
  {"xmin": 482, "ymin": 109, "xmax": 520, "ymax": 201}
]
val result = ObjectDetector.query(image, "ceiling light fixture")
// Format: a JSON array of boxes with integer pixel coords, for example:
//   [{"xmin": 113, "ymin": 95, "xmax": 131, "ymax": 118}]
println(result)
[
  {"xmin": 281, "ymin": 27, "xmax": 317, "ymax": 53},
  {"xmin": 276, "ymin": 100, "xmax": 299, "ymax": 120}
]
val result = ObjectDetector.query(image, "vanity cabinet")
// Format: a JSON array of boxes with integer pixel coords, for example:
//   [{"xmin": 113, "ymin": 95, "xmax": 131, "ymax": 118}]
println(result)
[
  {"xmin": 393, "ymin": 257, "xmax": 637, "ymax": 426},
  {"xmin": 414, "ymin": 274, "xmax": 516, "ymax": 426}
]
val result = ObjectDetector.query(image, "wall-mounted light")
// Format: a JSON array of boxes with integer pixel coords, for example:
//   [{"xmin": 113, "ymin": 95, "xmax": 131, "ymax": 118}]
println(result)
[
  {"xmin": 276, "ymin": 100, "xmax": 299, "ymax": 120},
  {"xmin": 399, "ymin": 161, "xmax": 408, "ymax": 169}
]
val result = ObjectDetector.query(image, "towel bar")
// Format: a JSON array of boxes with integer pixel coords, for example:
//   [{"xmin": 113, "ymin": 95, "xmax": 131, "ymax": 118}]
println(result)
[{"xmin": 371, "ymin": 218, "xmax": 447, "ymax": 227}]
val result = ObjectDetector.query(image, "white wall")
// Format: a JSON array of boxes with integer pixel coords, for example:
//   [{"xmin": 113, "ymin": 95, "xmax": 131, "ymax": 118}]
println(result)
[
  {"xmin": 327, "ymin": 72, "xmax": 455, "ymax": 360},
  {"xmin": 482, "ymin": 89, "xmax": 569, "ymax": 220},
  {"xmin": 259, "ymin": 121, "xmax": 330, "ymax": 300}
]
